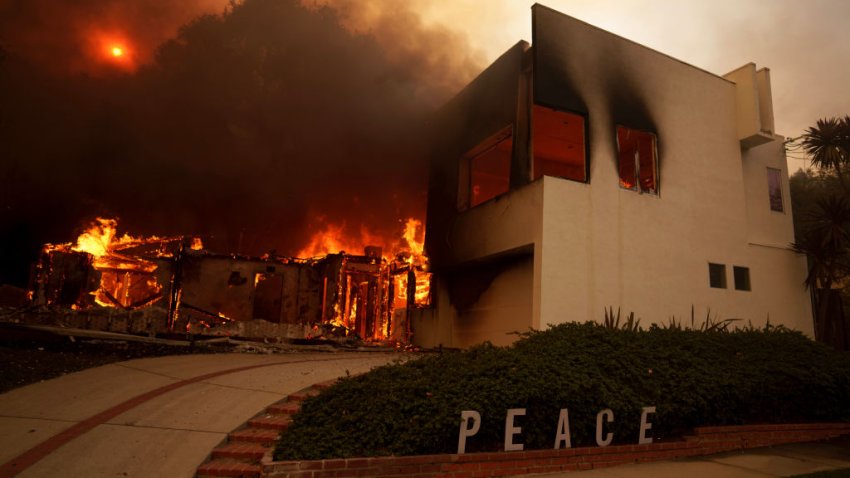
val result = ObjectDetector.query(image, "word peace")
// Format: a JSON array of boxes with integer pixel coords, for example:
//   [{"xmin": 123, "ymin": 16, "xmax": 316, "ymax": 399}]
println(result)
[{"xmin": 457, "ymin": 406, "xmax": 656, "ymax": 454}]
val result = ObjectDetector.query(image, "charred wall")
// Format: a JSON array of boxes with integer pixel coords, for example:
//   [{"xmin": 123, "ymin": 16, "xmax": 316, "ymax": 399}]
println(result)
[
  {"xmin": 532, "ymin": 4, "xmax": 661, "ymax": 174},
  {"xmin": 425, "ymin": 41, "xmax": 527, "ymax": 269},
  {"xmin": 177, "ymin": 254, "xmax": 323, "ymax": 328}
]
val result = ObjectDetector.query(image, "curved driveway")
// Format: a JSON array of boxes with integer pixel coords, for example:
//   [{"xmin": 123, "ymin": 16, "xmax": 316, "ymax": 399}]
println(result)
[{"xmin": 0, "ymin": 351, "xmax": 403, "ymax": 477}]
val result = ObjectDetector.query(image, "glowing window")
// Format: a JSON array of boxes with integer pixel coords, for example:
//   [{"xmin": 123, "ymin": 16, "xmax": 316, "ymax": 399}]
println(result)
[
  {"xmin": 617, "ymin": 126, "xmax": 658, "ymax": 194},
  {"xmin": 532, "ymin": 104, "xmax": 586, "ymax": 182},
  {"xmin": 459, "ymin": 127, "xmax": 513, "ymax": 210},
  {"xmin": 767, "ymin": 168, "xmax": 784, "ymax": 212}
]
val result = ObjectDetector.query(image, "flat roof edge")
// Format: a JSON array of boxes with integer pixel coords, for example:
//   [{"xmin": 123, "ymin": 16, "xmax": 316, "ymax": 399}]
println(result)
[{"xmin": 532, "ymin": 3, "xmax": 736, "ymax": 86}]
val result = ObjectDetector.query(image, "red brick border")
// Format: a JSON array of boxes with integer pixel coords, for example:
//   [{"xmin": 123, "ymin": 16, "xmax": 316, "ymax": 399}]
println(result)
[{"xmin": 261, "ymin": 422, "xmax": 850, "ymax": 478}]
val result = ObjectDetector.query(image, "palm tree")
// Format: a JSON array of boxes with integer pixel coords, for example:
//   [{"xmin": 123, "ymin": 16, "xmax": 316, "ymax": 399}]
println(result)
[
  {"xmin": 793, "ymin": 195, "xmax": 850, "ymax": 349},
  {"xmin": 801, "ymin": 116, "xmax": 850, "ymax": 192}
]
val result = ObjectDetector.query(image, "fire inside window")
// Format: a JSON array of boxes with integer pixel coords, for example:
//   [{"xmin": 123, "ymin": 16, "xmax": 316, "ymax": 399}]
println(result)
[
  {"xmin": 617, "ymin": 126, "xmax": 658, "ymax": 194},
  {"xmin": 460, "ymin": 126, "xmax": 513, "ymax": 210},
  {"xmin": 532, "ymin": 104, "xmax": 586, "ymax": 182}
]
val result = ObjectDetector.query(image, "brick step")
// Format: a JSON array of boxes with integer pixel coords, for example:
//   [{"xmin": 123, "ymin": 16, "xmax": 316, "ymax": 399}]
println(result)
[
  {"xmin": 229, "ymin": 427, "xmax": 281, "ymax": 445},
  {"xmin": 196, "ymin": 382, "xmax": 334, "ymax": 478},
  {"xmin": 211, "ymin": 442, "xmax": 269, "ymax": 461},
  {"xmin": 196, "ymin": 458, "xmax": 261, "ymax": 477},
  {"xmin": 313, "ymin": 379, "xmax": 337, "ymax": 390},
  {"xmin": 248, "ymin": 415, "xmax": 293, "ymax": 430},
  {"xmin": 266, "ymin": 402, "xmax": 301, "ymax": 415},
  {"xmin": 287, "ymin": 388, "xmax": 320, "ymax": 402}
]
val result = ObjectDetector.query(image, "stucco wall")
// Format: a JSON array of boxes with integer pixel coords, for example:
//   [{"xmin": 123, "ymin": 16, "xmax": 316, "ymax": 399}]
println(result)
[
  {"xmin": 742, "ymin": 138, "xmax": 795, "ymax": 248},
  {"xmin": 532, "ymin": 6, "xmax": 811, "ymax": 332}
]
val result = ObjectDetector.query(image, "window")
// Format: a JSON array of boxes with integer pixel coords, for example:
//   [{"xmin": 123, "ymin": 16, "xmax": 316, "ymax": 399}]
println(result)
[
  {"xmin": 767, "ymin": 168, "xmax": 784, "ymax": 212},
  {"xmin": 532, "ymin": 104, "xmax": 586, "ymax": 182},
  {"xmin": 458, "ymin": 126, "xmax": 513, "ymax": 210},
  {"xmin": 708, "ymin": 263, "xmax": 727, "ymax": 289},
  {"xmin": 617, "ymin": 126, "xmax": 658, "ymax": 194},
  {"xmin": 733, "ymin": 266, "xmax": 751, "ymax": 291}
]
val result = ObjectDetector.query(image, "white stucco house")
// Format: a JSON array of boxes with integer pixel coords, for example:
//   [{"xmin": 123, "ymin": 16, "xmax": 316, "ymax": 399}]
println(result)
[{"xmin": 417, "ymin": 4, "xmax": 812, "ymax": 348}]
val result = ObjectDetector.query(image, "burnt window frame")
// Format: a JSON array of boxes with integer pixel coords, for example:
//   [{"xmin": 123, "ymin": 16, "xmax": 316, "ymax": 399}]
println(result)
[
  {"xmin": 766, "ymin": 167, "xmax": 784, "ymax": 213},
  {"xmin": 708, "ymin": 262, "xmax": 727, "ymax": 289},
  {"xmin": 531, "ymin": 101, "xmax": 590, "ymax": 184},
  {"xmin": 616, "ymin": 125, "xmax": 659, "ymax": 195},
  {"xmin": 457, "ymin": 125, "xmax": 514, "ymax": 211}
]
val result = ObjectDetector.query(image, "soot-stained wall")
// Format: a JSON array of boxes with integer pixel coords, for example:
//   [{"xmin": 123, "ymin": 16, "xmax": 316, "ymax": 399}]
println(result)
[{"xmin": 425, "ymin": 41, "xmax": 527, "ymax": 269}]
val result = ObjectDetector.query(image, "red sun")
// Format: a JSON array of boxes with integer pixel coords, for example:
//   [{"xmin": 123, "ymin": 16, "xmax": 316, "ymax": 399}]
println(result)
[{"xmin": 100, "ymin": 40, "xmax": 135, "ymax": 70}]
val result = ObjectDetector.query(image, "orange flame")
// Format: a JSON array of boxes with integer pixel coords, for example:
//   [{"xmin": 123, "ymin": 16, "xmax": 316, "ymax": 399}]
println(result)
[
  {"xmin": 297, "ymin": 218, "xmax": 395, "ymax": 258},
  {"xmin": 46, "ymin": 217, "xmax": 202, "ymax": 309}
]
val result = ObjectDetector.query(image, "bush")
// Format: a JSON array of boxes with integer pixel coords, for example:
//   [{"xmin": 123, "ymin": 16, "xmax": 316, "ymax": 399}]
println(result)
[{"xmin": 274, "ymin": 323, "xmax": 850, "ymax": 460}]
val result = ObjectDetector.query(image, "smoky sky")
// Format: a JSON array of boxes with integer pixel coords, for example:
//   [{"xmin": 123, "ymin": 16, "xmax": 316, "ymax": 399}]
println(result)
[{"xmin": 0, "ymin": 0, "xmax": 481, "ymax": 286}]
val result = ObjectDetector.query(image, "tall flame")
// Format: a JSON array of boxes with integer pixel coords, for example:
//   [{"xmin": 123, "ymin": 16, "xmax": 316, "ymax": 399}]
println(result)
[
  {"xmin": 70, "ymin": 217, "xmax": 135, "ymax": 260},
  {"xmin": 401, "ymin": 218, "xmax": 425, "ymax": 263}
]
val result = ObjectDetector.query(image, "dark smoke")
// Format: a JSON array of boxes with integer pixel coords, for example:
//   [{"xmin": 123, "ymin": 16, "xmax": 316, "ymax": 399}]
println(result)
[{"xmin": 0, "ymin": 0, "xmax": 481, "ymax": 286}]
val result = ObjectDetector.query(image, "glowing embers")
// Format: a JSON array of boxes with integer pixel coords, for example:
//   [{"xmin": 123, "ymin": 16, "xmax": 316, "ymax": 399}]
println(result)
[
  {"xmin": 394, "ymin": 268, "xmax": 432, "ymax": 308},
  {"xmin": 617, "ymin": 126, "xmax": 658, "ymax": 194},
  {"xmin": 96, "ymin": 271, "xmax": 162, "ymax": 308},
  {"xmin": 460, "ymin": 126, "xmax": 513, "ymax": 209},
  {"xmin": 532, "ymin": 105, "xmax": 586, "ymax": 182}
]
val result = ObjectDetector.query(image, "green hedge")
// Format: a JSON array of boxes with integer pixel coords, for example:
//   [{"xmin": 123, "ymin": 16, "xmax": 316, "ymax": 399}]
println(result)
[{"xmin": 274, "ymin": 323, "xmax": 850, "ymax": 460}]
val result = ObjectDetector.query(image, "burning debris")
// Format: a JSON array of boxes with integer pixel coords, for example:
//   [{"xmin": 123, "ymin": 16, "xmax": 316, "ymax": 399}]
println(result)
[{"xmin": 29, "ymin": 217, "xmax": 431, "ymax": 344}]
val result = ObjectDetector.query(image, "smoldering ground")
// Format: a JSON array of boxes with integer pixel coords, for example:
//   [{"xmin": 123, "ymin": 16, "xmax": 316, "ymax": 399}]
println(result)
[{"xmin": 0, "ymin": 0, "xmax": 482, "ymax": 285}]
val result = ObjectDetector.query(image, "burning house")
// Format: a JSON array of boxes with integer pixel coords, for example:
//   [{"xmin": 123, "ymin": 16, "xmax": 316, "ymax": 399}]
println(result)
[
  {"xmin": 31, "ymin": 218, "xmax": 431, "ymax": 343},
  {"xmin": 419, "ymin": 5, "xmax": 813, "ymax": 348}
]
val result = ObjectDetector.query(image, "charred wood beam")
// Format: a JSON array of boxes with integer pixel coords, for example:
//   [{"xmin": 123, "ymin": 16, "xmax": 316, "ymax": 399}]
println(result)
[
  {"xmin": 101, "ymin": 289, "xmax": 127, "ymax": 309},
  {"xmin": 129, "ymin": 292, "xmax": 164, "ymax": 309},
  {"xmin": 179, "ymin": 301, "xmax": 230, "ymax": 322}
]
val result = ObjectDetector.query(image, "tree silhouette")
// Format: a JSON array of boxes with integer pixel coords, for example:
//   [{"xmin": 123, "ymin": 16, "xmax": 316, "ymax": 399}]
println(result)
[
  {"xmin": 801, "ymin": 116, "xmax": 850, "ymax": 192},
  {"xmin": 793, "ymin": 116, "xmax": 850, "ymax": 350}
]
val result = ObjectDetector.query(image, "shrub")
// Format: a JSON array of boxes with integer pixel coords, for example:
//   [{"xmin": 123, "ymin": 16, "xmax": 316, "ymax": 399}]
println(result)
[{"xmin": 274, "ymin": 322, "xmax": 850, "ymax": 460}]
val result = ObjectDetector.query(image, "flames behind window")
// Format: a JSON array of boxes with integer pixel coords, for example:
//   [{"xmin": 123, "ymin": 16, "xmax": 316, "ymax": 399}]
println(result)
[
  {"xmin": 617, "ymin": 126, "xmax": 658, "ymax": 194},
  {"xmin": 532, "ymin": 104, "xmax": 586, "ymax": 182},
  {"xmin": 460, "ymin": 127, "xmax": 513, "ymax": 209}
]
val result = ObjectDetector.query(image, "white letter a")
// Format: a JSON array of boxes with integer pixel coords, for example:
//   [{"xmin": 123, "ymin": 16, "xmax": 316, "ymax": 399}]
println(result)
[{"xmin": 553, "ymin": 408, "xmax": 572, "ymax": 449}]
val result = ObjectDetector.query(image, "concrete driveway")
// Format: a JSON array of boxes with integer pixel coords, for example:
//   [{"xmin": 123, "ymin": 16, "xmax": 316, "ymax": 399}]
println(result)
[{"xmin": 0, "ymin": 350, "xmax": 403, "ymax": 477}]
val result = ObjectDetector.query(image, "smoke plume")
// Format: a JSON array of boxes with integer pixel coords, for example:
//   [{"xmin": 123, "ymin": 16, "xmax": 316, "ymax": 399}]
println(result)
[{"xmin": 0, "ymin": 0, "xmax": 482, "ymax": 286}]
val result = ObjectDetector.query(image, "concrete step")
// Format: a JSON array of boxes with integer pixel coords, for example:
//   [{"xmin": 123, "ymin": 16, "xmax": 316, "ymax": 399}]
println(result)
[
  {"xmin": 247, "ymin": 415, "xmax": 292, "ymax": 430},
  {"xmin": 266, "ymin": 402, "xmax": 301, "ymax": 415},
  {"xmin": 212, "ymin": 442, "xmax": 269, "ymax": 461},
  {"xmin": 196, "ymin": 458, "xmax": 261, "ymax": 477},
  {"xmin": 229, "ymin": 427, "xmax": 281, "ymax": 445}
]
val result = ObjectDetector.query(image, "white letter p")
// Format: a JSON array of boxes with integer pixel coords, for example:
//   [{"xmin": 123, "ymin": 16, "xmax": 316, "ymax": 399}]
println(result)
[{"xmin": 458, "ymin": 410, "xmax": 481, "ymax": 454}]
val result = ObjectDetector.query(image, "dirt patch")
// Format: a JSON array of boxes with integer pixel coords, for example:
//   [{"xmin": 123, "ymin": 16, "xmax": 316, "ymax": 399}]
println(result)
[{"xmin": 0, "ymin": 331, "xmax": 227, "ymax": 394}]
